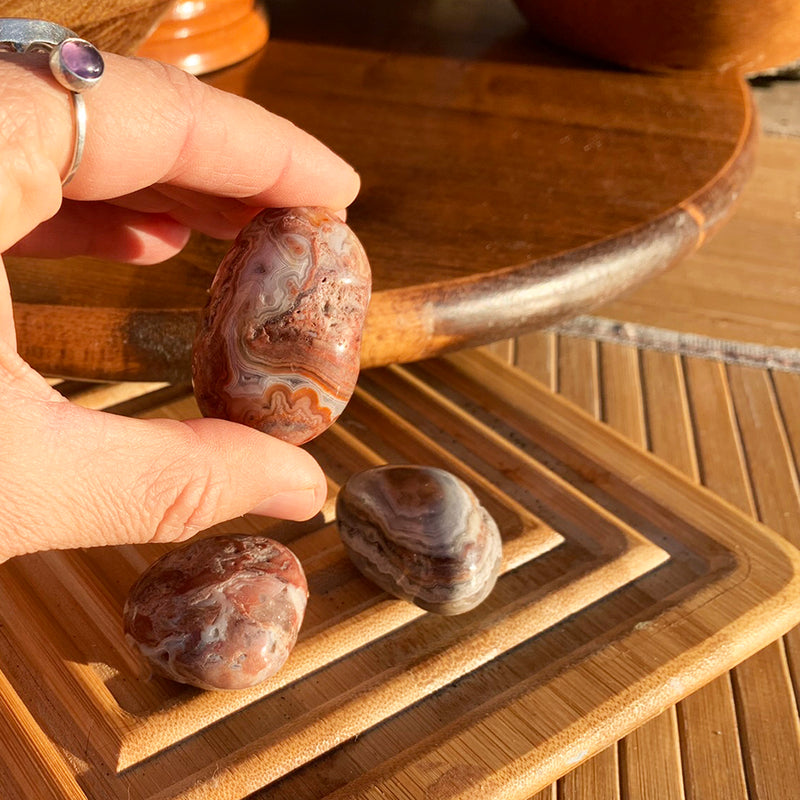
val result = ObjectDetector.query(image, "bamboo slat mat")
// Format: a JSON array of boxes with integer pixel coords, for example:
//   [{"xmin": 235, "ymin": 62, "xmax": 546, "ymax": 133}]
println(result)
[
  {"xmin": 486, "ymin": 331, "xmax": 800, "ymax": 799},
  {"xmin": 2, "ymin": 344, "xmax": 800, "ymax": 798}
]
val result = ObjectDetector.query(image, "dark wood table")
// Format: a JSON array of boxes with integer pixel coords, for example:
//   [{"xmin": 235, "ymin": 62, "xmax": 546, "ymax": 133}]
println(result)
[{"xmin": 7, "ymin": 0, "xmax": 756, "ymax": 382}]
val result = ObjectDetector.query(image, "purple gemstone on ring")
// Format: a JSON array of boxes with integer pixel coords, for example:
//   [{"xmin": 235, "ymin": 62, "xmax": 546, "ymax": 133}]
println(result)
[{"xmin": 60, "ymin": 40, "xmax": 103, "ymax": 83}]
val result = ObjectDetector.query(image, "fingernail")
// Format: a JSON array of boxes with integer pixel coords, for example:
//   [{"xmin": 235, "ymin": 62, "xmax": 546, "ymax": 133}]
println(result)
[{"xmin": 249, "ymin": 486, "xmax": 325, "ymax": 521}]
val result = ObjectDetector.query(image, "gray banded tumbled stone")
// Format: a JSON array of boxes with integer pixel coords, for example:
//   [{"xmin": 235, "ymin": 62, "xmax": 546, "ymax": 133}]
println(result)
[{"xmin": 336, "ymin": 465, "xmax": 503, "ymax": 615}]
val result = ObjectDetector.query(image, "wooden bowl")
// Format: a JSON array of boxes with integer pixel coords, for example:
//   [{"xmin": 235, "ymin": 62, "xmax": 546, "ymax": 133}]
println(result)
[
  {"xmin": 513, "ymin": 0, "xmax": 800, "ymax": 72},
  {"xmin": 4, "ymin": 0, "xmax": 173, "ymax": 54}
]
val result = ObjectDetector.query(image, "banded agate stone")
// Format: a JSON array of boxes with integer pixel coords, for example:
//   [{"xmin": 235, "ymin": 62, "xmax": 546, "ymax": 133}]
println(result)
[
  {"xmin": 123, "ymin": 535, "xmax": 308, "ymax": 691},
  {"xmin": 193, "ymin": 207, "xmax": 372, "ymax": 445},
  {"xmin": 336, "ymin": 465, "xmax": 503, "ymax": 615}
]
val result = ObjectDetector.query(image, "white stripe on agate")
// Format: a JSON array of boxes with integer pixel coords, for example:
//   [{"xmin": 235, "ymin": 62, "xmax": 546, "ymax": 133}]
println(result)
[
  {"xmin": 342, "ymin": 516, "xmax": 494, "ymax": 601},
  {"xmin": 325, "ymin": 221, "xmax": 349, "ymax": 254},
  {"xmin": 221, "ymin": 225, "xmax": 320, "ymax": 399},
  {"xmin": 228, "ymin": 372, "xmax": 347, "ymax": 419},
  {"xmin": 365, "ymin": 482, "xmax": 477, "ymax": 557}
]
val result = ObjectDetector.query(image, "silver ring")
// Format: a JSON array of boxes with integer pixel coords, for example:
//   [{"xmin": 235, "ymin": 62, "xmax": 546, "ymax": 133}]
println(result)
[{"xmin": 0, "ymin": 18, "xmax": 104, "ymax": 185}]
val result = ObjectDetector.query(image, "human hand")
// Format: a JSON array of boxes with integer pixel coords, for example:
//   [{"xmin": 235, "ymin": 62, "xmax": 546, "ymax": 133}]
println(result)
[{"xmin": 0, "ymin": 50, "xmax": 360, "ymax": 560}]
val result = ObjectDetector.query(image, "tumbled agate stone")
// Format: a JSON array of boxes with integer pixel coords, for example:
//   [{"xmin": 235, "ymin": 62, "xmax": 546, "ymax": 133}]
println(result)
[
  {"xmin": 336, "ymin": 465, "xmax": 503, "ymax": 615},
  {"xmin": 123, "ymin": 535, "xmax": 308, "ymax": 691},
  {"xmin": 192, "ymin": 206, "xmax": 372, "ymax": 445}
]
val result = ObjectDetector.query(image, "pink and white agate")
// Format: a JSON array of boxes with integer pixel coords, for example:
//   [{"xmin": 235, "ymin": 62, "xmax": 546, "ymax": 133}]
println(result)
[
  {"xmin": 123, "ymin": 535, "xmax": 308, "ymax": 691},
  {"xmin": 192, "ymin": 207, "xmax": 372, "ymax": 445}
]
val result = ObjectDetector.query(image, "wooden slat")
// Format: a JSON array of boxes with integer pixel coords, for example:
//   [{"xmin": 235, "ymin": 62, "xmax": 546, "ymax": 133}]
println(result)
[
  {"xmin": 640, "ymin": 350, "xmax": 700, "ymax": 482},
  {"xmin": 557, "ymin": 336, "xmax": 600, "ymax": 417},
  {"xmin": 557, "ymin": 746, "xmax": 620, "ymax": 800},
  {"xmin": 599, "ymin": 342, "xmax": 647, "ymax": 448},
  {"xmin": 676, "ymin": 675, "xmax": 748, "ymax": 800},
  {"xmin": 515, "ymin": 331, "xmax": 557, "ymax": 391},
  {"xmin": 683, "ymin": 358, "xmax": 756, "ymax": 513},
  {"xmin": 619, "ymin": 710, "xmax": 685, "ymax": 800},
  {"xmin": 772, "ymin": 372, "xmax": 800, "ymax": 473}
]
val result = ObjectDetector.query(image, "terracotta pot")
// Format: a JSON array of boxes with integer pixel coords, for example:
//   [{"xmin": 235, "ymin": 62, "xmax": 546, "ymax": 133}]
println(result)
[{"xmin": 513, "ymin": 0, "xmax": 800, "ymax": 72}]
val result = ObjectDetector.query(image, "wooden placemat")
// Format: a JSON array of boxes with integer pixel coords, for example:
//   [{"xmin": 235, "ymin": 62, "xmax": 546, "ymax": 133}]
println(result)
[
  {"xmin": 1, "ymin": 350, "xmax": 799, "ymax": 799},
  {"xmin": 482, "ymin": 329, "xmax": 800, "ymax": 799}
]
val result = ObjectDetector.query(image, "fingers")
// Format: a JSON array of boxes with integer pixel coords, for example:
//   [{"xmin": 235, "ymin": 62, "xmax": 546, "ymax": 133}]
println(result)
[
  {"xmin": 7, "ymin": 201, "xmax": 191, "ymax": 264},
  {"xmin": 114, "ymin": 185, "xmax": 262, "ymax": 240},
  {"xmin": 72, "ymin": 55, "xmax": 360, "ymax": 209},
  {"xmin": 0, "ymin": 342, "xmax": 326, "ymax": 560},
  {"xmin": 0, "ymin": 53, "xmax": 360, "ymax": 253}
]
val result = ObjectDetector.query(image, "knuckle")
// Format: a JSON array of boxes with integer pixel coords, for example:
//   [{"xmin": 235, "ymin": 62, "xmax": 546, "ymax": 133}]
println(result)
[
  {"xmin": 145, "ymin": 468, "xmax": 223, "ymax": 544},
  {"xmin": 147, "ymin": 62, "xmax": 222, "ymax": 183}
]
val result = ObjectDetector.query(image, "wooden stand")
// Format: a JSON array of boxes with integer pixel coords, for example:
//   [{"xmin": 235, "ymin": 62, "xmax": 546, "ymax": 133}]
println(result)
[
  {"xmin": 136, "ymin": 0, "xmax": 269, "ymax": 75},
  {"xmin": 8, "ymin": 0, "xmax": 757, "ymax": 382}
]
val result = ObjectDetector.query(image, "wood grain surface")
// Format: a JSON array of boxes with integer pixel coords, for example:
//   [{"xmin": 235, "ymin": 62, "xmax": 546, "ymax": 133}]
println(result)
[
  {"xmin": 2, "ymin": 349, "xmax": 800, "ymax": 798},
  {"xmin": 7, "ymin": 0, "xmax": 756, "ymax": 381},
  {"xmin": 2, "ymin": 0, "xmax": 172, "ymax": 54},
  {"xmin": 478, "ymin": 327, "xmax": 800, "ymax": 800},
  {"xmin": 512, "ymin": 0, "xmax": 800, "ymax": 73}
]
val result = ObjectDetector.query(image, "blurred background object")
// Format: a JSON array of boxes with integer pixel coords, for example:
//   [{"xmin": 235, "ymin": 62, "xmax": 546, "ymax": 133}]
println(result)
[
  {"xmin": 136, "ymin": 0, "xmax": 269, "ymax": 75},
  {"xmin": 3, "ymin": 1, "xmax": 268, "ymax": 74},
  {"xmin": 4, "ymin": 0, "xmax": 173, "ymax": 54},
  {"xmin": 14, "ymin": 1, "xmax": 799, "ymax": 76},
  {"xmin": 513, "ymin": 0, "xmax": 800, "ymax": 73}
]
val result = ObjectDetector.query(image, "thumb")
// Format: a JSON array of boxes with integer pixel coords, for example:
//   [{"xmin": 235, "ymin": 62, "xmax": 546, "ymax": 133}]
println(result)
[{"xmin": 0, "ymin": 346, "xmax": 326, "ymax": 560}]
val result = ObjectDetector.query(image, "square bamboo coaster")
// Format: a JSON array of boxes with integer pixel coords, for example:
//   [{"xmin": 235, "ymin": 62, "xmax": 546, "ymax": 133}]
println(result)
[{"xmin": 1, "ymin": 350, "xmax": 798, "ymax": 799}]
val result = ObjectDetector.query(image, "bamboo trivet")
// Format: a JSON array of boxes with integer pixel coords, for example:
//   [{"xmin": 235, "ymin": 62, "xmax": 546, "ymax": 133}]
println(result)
[{"xmin": 1, "ymin": 350, "xmax": 799, "ymax": 798}]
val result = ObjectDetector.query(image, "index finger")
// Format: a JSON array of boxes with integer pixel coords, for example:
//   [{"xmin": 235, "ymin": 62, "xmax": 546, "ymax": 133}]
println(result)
[{"xmin": 63, "ymin": 54, "xmax": 360, "ymax": 208}]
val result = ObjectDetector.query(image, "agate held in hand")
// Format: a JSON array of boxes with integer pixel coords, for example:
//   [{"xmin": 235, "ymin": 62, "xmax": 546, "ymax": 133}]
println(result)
[
  {"xmin": 123, "ymin": 535, "xmax": 308, "ymax": 691},
  {"xmin": 193, "ymin": 207, "xmax": 372, "ymax": 445},
  {"xmin": 337, "ymin": 465, "xmax": 503, "ymax": 615}
]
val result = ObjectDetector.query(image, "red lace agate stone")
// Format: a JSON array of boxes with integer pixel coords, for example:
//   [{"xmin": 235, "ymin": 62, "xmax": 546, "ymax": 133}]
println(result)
[
  {"xmin": 123, "ymin": 535, "xmax": 308, "ymax": 691},
  {"xmin": 192, "ymin": 207, "xmax": 372, "ymax": 445}
]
